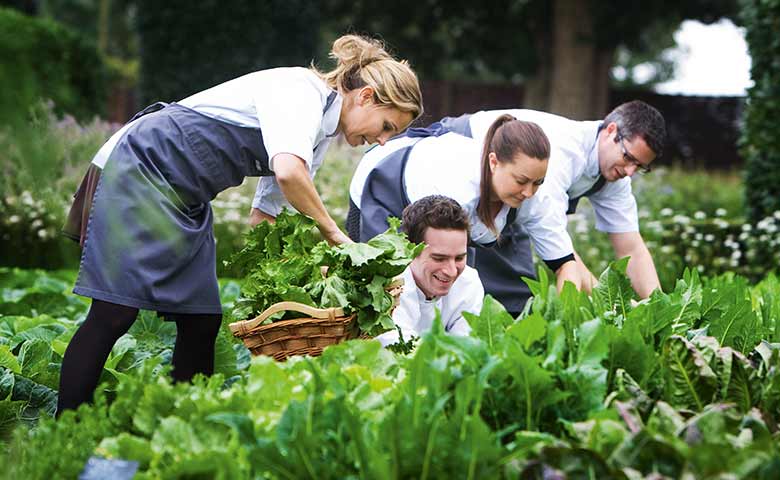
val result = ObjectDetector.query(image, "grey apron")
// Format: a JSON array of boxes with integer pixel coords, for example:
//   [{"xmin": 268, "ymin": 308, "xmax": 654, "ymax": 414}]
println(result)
[
  {"xmin": 74, "ymin": 95, "xmax": 335, "ymax": 314},
  {"xmin": 356, "ymin": 123, "xmax": 534, "ymax": 314}
]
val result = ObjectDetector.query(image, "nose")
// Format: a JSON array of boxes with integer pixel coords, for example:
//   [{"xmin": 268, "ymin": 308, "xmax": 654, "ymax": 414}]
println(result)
[
  {"xmin": 523, "ymin": 183, "xmax": 535, "ymax": 198},
  {"xmin": 442, "ymin": 259, "xmax": 457, "ymax": 277},
  {"xmin": 624, "ymin": 162, "xmax": 638, "ymax": 177},
  {"xmin": 377, "ymin": 135, "xmax": 388, "ymax": 146}
]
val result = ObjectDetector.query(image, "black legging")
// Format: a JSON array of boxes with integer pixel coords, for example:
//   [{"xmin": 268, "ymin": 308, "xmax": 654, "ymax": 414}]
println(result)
[{"xmin": 56, "ymin": 299, "xmax": 222, "ymax": 415}]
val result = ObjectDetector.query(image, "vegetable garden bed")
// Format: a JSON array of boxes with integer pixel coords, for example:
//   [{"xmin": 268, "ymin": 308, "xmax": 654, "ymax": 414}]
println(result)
[{"xmin": 1, "ymin": 263, "xmax": 779, "ymax": 478}]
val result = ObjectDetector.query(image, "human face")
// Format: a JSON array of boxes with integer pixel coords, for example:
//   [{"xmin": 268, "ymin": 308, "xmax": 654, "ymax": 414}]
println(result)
[
  {"xmin": 488, "ymin": 151, "xmax": 548, "ymax": 208},
  {"xmin": 338, "ymin": 87, "xmax": 414, "ymax": 147},
  {"xmin": 599, "ymin": 123, "xmax": 656, "ymax": 181},
  {"xmin": 409, "ymin": 227, "xmax": 468, "ymax": 299}
]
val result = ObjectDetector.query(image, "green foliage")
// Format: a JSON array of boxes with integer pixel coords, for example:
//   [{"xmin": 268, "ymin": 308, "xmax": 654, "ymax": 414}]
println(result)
[
  {"xmin": 228, "ymin": 211, "xmax": 422, "ymax": 336},
  {"xmin": 0, "ymin": 7, "xmax": 107, "ymax": 124},
  {"xmin": 135, "ymin": 0, "xmax": 319, "ymax": 104},
  {"xmin": 740, "ymin": 0, "xmax": 780, "ymax": 222},
  {"xmin": 2, "ymin": 265, "xmax": 780, "ymax": 477}
]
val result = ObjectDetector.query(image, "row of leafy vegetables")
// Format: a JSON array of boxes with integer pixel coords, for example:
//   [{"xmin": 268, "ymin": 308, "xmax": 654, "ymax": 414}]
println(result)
[{"xmin": 0, "ymin": 259, "xmax": 779, "ymax": 478}]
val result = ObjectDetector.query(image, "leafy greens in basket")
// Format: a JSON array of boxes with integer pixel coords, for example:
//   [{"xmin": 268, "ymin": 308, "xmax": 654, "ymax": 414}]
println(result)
[{"xmin": 226, "ymin": 210, "xmax": 422, "ymax": 337}]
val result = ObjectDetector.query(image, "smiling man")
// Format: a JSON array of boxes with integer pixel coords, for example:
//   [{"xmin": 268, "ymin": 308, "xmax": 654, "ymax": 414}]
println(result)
[
  {"xmin": 377, "ymin": 195, "xmax": 484, "ymax": 347},
  {"xmin": 459, "ymin": 100, "xmax": 666, "ymax": 297}
]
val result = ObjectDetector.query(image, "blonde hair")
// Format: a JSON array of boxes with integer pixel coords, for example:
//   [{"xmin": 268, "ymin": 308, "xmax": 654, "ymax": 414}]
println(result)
[
  {"xmin": 313, "ymin": 34, "xmax": 423, "ymax": 120},
  {"xmin": 478, "ymin": 114, "xmax": 550, "ymax": 235}
]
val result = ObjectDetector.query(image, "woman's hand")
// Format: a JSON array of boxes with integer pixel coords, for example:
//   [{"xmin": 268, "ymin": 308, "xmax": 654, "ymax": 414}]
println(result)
[
  {"xmin": 318, "ymin": 224, "xmax": 353, "ymax": 246},
  {"xmin": 249, "ymin": 208, "xmax": 275, "ymax": 227}
]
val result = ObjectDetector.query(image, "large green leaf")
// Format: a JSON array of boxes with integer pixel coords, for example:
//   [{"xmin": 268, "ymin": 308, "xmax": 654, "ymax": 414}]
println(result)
[
  {"xmin": 462, "ymin": 295, "xmax": 514, "ymax": 349},
  {"xmin": 662, "ymin": 335, "xmax": 718, "ymax": 411},
  {"xmin": 506, "ymin": 310, "xmax": 546, "ymax": 352},
  {"xmin": 715, "ymin": 347, "xmax": 759, "ymax": 412},
  {"xmin": 0, "ymin": 346, "xmax": 21, "ymax": 375},
  {"xmin": 500, "ymin": 340, "xmax": 567, "ymax": 430},
  {"xmin": 592, "ymin": 257, "xmax": 636, "ymax": 318}
]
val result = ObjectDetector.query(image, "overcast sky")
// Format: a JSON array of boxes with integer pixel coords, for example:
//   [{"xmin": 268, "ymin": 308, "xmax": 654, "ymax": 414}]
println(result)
[{"xmin": 654, "ymin": 19, "xmax": 752, "ymax": 96}]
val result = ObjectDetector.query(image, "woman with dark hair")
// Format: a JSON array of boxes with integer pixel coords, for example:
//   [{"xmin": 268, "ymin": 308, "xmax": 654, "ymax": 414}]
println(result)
[{"xmin": 351, "ymin": 115, "xmax": 550, "ymax": 316}]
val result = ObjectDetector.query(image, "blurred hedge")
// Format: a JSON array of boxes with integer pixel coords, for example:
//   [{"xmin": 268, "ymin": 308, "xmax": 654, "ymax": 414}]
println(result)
[
  {"xmin": 0, "ymin": 7, "xmax": 107, "ymax": 124},
  {"xmin": 136, "ymin": 0, "xmax": 319, "ymax": 104},
  {"xmin": 740, "ymin": 0, "xmax": 780, "ymax": 223}
]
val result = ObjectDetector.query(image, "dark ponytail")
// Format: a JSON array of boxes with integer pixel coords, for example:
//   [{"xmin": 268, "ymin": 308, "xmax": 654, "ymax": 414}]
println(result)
[{"xmin": 477, "ymin": 115, "xmax": 550, "ymax": 235}]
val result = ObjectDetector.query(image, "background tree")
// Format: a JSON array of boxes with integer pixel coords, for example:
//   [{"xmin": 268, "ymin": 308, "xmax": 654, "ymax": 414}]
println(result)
[
  {"xmin": 321, "ymin": 0, "xmax": 739, "ymax": 119},
  {"xmin": 740, "ymin": 0, "xmax": 780, "ymax": 223},
  {"xmin": 134, "ymin": 0, "xmax": 319, "ymax": 104}
]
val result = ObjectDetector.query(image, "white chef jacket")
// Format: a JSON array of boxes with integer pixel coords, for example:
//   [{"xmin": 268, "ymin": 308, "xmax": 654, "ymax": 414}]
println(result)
[
  {"xmin": 468, "ymin": 109, "xmax": 640, "ymax": 254},
  {"xmin": 377, "ymin": 264, "xmax": 484, "ymax": 346},
  {"xmin": 90, "ymin": 67, "xmax": 342, "ymax": 218}
]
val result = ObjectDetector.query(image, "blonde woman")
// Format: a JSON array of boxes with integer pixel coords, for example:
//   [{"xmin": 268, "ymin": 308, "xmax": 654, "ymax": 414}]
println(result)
[{"xmin": 58, "ymin": 34, "xmax": 422, "ymax": 414}]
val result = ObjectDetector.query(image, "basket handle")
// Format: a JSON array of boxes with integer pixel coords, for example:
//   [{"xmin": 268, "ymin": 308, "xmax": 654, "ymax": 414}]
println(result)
[{"xmin": 229, "ymin": 301, "xmax": 345, "ymax": 335}]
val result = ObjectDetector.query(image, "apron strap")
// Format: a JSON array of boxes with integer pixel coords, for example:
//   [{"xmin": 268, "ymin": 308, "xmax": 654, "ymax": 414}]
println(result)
[{"xmin": 567, "ymin": 175, "xmax": 606, "ymax": 214}]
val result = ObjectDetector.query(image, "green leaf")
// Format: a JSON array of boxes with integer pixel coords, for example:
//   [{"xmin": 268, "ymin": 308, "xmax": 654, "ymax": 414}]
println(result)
[
  {"xmin": 662, "ymin": 335, "xmax": 718, "ymax": 411},
  {"xmin": 592, "ymin": 257, "xmax": 636, "ymax": 317},
  {"xmin": 96, "ymin": 433, "xmax": 153, "ymax": 468},
  {"xmin": 506, "ymin": 310, "xmax": 546, "ymax": 351},
  {"xmin": 463, "ymin": 295, "xmax": 514, "ymax": 349},
  {"xmin": 0, "ymin": 346, "xmax": 21, "ymax": 375},
  {"xmin": 714, "ymin": 347, "xmax": 759, "ymax": 412}
]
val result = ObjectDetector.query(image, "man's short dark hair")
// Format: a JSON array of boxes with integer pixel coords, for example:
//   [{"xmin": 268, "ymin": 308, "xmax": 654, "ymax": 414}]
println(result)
[
  {"xmin": 603, "ymin": 100, "xmax": 666, "ymax": 158},
  {"xmin": 401, "ymin": 195, "xmax": 470, "ymax": 244}
]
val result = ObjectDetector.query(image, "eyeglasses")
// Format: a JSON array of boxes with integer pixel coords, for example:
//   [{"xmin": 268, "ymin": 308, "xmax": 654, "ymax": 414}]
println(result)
[{"xmin": 615, "ymin": 129, "xmax": 651, "ymax": 174}]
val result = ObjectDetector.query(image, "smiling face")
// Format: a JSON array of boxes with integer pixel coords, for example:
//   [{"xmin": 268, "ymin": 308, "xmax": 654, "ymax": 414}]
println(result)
[
  {"xmin": 598, "ymin": 122, "xmax": 656, "ymax": 181},
  {"xmin": 409, "ymin": 227, "xmax": 468, "ymax": 299},
  {"xmin": 338, "ymin": 87, "xmax": 414, "ymax": 147},
  {"xmin": 488, "ymin": 151, "xmax": 548, "ymax": 208}
]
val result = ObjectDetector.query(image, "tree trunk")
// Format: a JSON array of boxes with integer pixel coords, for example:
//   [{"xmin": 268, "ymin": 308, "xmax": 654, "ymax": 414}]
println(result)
[
  {"xmin": 547, "ymin": 0, "xmax": 597, "ymax": 120},
  {"xmin": 591, "ymin": 47, "xmax": 615, "ymax": 118},
  {"xmin": 523, "ymin": 58, "xmax": 551, "ymax": 110}
]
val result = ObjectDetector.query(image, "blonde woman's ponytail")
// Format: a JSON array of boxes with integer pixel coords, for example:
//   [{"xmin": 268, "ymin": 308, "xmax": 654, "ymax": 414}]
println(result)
[{"xmin": 313, "ymin": 34, "xmax": 423, "ymax": 120}]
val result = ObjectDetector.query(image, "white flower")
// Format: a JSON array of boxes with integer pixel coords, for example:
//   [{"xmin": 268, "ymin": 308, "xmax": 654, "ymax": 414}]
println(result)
[
  {"xmin": 694, "ymin": 211, "xmax": 706, "ymax": 220},
  {"xmin": 774, "ymin": 210, "xmax": 780, "ymax": 220},
  {"xmin": 661, "ymin": 245, "xmax": 674, "ymax": 254},
  {"xmin": 660, "ymin": 208, "xmax": 673, "ymax": 217},
  {"xmin": 31, "ymin": 219, "xmax": 43, "ymax": 229},
  {"xmin": 742, "ymin": 224, "xmax": 752, "ymax": 232},
  {"xmin": 37, "ymin": 229, "xmax": 48, "ymax": 240},
  {"xmin": 715, "ymin": 208, "xmax": 727, "ymax": 217},
  {"xmin": 705, "ymin": 234, "xmax": 715, "ymax": 242},
  {"xmin": 673, "ymin": 215, "xmax": 691, "ymax": 225},
  {"xmin": 731, "ymin": 250, "xmax": 742, "ymax": 260},
  {"xmin": 714, "ymin": 219, "xmax": 730, "ymax": 229},
  {"xmin": 8, "ymin": 215, "xmax": 20, "ymax": 224}
]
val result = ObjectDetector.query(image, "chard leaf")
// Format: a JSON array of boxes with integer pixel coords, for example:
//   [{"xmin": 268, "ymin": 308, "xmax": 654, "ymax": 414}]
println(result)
[
  {"xmin": 592, "ymin": 257, "xmax": 636, "ymax": 317},
  {"xmin": 463, "ymin": 295, "xmax": 514, "ymax": 349},
  {"xmin": 0, "ymin": 346, "xmax": 21, "ymax": 375},
  {"xmin": 662, "ymin": 335, "xmax": 718, "ymax": 411},
  {"xmin": 714, "ymin": 346, "xmax": 758, "ymax": 412},
  {"xmin": 506, "ymin": 310, "xmax": 546, "ymax": 351}
]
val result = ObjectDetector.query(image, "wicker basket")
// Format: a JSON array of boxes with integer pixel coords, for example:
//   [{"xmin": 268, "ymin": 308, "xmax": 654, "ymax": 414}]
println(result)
[{"xmin": 229, "ymin": 277, "xmax": 404, "ymax": 361}]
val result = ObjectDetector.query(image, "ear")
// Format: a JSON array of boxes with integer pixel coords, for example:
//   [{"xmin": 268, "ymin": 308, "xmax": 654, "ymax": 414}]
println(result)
[
  {"xmin": 488, "ymin": 152, "xmax": 498, "ymax": 173},
  {"xmin": 358, "ymin": 86, "xmax": 375, "ymax": 106},
  {"xmin": 605, "ymin": 121, "xmax": 619, "ymax": 139}
]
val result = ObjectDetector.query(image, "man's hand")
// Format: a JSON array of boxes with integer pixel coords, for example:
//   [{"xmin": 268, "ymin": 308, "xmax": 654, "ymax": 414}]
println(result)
[{"xmin": 610, "ymin": 231, "xmax": 661, "ymax": 298}]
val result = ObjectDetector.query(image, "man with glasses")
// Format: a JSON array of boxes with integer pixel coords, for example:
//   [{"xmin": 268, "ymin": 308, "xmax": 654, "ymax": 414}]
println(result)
[
  {"xmin": 347, "ymin": 101, "xmax": 666, "ymax": 304},
  {"xmin": 441, "ymin": 100, "xmax": 665, "ymax": 298}
]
